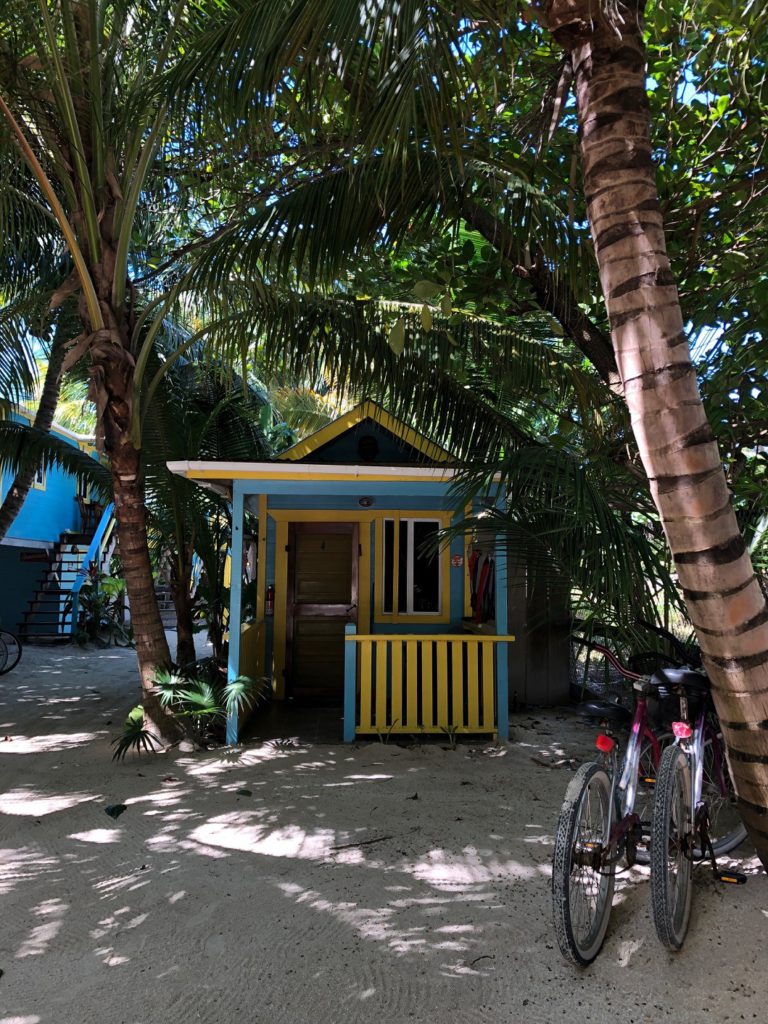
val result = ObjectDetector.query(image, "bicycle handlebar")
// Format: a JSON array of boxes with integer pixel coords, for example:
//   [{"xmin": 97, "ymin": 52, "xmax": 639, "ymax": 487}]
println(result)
[{"xmin": 572, "ymin": 637, "xmax": 643, "ymax": 682}]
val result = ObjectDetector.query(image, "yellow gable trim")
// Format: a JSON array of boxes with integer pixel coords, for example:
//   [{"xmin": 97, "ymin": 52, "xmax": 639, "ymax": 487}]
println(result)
[{"xmin": 276, "ymin": 400, "xmax": 452, "ymax": 463}]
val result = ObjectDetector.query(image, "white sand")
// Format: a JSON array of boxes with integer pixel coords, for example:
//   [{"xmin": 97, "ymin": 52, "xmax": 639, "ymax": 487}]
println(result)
[{"xmin": 0, "ymin": 641, "xmax": 766, "ymax": 1024}]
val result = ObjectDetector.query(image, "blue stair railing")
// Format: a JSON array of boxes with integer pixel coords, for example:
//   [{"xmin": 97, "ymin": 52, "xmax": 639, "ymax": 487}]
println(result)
[{"xmin": 69, "ymin": 503, "xmax": 117, "ymax": 636}]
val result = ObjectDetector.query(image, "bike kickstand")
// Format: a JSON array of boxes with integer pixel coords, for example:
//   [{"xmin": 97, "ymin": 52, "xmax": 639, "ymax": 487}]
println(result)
[{"xmin": 695, "ymin": 804, "xmax": 747, "ymax": 885}]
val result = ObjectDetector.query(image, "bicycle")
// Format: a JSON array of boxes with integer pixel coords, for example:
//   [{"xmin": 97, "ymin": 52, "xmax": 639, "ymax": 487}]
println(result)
[
  {"xmin": 552, "ymin": 644, "xmax": 746, "ymax": 965},
  {"xmin": 0, "ymin": 628, "xmax": 22, "ymax": 675},
  {"xmin": 650, "ymin": 668, "xmax": 747, "ymax": 950},
  {"xmin": 552, "ymin": 644, "xmax": 673, "ymax": 965}
]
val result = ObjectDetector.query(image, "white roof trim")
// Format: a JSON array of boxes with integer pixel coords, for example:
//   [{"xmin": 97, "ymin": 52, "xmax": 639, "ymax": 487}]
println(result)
[{"xmin": 166, "ymin": 460, "xmax": 461, "ymax": 480}]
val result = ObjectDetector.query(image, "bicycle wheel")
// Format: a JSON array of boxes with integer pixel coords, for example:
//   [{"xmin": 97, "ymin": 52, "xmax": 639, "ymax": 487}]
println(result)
[
  {"xmin": 651, "ymin": 745, "xmax": 693, "ymax": 950},
  {"xmin": 696, "ymin": 735, "xmax": 747, "ymax": 857},
  {"xmin": 552, "ymin": 762, "xmax": 615, "ymax": 966},
  {"xmin": 0, "ymin": 630, "xmax": 21, "ymax": 675},
  {"xmin": 632, "ymin": 731, "xmax": 673, "ymax": 865}
]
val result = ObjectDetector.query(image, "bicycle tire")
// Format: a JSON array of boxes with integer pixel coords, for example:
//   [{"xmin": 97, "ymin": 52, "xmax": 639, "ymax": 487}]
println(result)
[
  {"xmin": 651, "ymin": 745, "xmax": 693, "ymax": 951},
  {"xmin": 552, "ymin": 762, "xmax": 615, "ymax": 966},
  {"xmin": 632, "ymin": 731, "xmax": 673, "ymax": 866},
  {"xmin": 696, "ymin": 735, "xmax": 747, "ymax": 857},
  {"xmin": 0, "ymin": 630, "xmax": 21, "ymax": 675}
]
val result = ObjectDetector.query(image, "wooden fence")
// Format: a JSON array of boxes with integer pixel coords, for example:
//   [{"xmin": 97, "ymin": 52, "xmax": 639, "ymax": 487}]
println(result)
[{"xmin": 343, "ymin": 625, "xmax": 513, "ymax": 741}]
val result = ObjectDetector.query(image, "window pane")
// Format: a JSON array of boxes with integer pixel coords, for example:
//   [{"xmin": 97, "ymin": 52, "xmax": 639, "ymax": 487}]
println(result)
[
  {"xmin": 412, "ymin": 521, "xmax": 440, "ymax": 612},
  {"xmin": 383, "ymin": 519, "xmax": 394, "ymax": 613},
  {"xmin": 398, "ymin": 520, "xmax": 408, "ymax": 613}
]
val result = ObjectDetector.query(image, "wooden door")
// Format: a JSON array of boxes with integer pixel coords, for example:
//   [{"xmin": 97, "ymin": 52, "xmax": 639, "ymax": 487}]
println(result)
[{"xmin": 286, "ymin": 523, "xmax": 358, "ymax": 699}]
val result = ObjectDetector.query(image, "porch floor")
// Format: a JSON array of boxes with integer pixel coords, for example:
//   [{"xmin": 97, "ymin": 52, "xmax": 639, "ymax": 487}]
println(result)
[{"xmin": 241, "ymin": 700, "xmax": 344, "ymax": 744}]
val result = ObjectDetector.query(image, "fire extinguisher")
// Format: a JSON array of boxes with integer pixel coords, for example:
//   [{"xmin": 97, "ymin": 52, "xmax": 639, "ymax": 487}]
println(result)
[{"xmin": 265, "ymin": 584, "xmax": 275, "ymax": 616}]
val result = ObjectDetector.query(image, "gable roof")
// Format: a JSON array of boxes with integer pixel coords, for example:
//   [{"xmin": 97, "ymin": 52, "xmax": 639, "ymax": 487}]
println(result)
[{"xmin": 276, "ymin": 400, "xmax": 452, "ymax": 464}]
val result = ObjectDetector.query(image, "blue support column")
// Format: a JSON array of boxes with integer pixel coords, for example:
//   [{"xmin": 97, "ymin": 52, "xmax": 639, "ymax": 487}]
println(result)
[
  {"xmin": 226, "ymin": 481, "xmax": 245, "ymax": 745},
  {"xmin": 495, "ymin": 528, "xmax": 509, "ymax": 742},
  {"xmin": 343, "ymin": 623, "xmax": 358, "ymax": 742}
]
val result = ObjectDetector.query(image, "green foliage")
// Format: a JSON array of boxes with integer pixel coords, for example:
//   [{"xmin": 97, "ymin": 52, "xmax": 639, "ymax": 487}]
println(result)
[
  {"xmin": 153, "ymin": 664, "xmax": 272, "ymax": 745},
  {"xmin": 111, "ymin": 706, "xmax": 158, "ymax": 761},
  {"xmin": 0, "ymin": 422, "xmax": 111, "ymax": 498},
  {"xmin": 75, "ymin": 567, "xmax": 133, "ymax": 648},
  {"xmin": 441, "ymin": 724, "xmax": 459, "ymax": 750}
]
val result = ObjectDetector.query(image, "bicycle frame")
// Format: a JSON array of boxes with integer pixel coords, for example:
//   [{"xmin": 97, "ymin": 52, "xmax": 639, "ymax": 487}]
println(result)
[
  {"xmin": 576, "ymin": 642, "xmax": 668, "ymax": 868},
  {"xmin": 670, "ymin": 696, "xmax": 725, "ymax": 852},
  {"xmin": 618, "ymin": 681, "xmax": 663, "ymax": 817},
  {"xmin": 594, "ymin": 684, "xmax": 664, "ymax": 867}
]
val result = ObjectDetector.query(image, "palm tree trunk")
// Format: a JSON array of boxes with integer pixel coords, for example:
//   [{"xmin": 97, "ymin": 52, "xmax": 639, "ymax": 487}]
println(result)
[
  {"xmin": 0, "ymin": 335, "xmax": 66, "ymax": 542},
  {"xmin": 542, "ymin": 0, "xmax": 768, "ymax": 862},
  {"xmin": 172, "ymin": 545, "xmax": 197, "ymax": 668},
  {"xmin": 102, "ymin": 366, "xmax": 183, "ymax": 745}
]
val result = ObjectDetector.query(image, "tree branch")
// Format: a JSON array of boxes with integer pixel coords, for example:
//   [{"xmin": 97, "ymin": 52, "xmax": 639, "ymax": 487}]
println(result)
[{"xmin": 460, "ymin": 198, "xmax": 620, "ymax": 386}]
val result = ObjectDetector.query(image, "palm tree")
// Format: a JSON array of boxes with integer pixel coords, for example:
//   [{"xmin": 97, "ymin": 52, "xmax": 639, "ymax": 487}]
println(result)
[
  {"xmin": 0, "ymin": 3, "xmax": 183, "ymax": 737},
  {"xmin": 535, "ymin": 0, "xmax": 768, "ymax": 862}
]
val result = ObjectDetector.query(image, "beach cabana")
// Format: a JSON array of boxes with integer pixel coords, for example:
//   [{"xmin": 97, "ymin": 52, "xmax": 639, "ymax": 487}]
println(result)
[{"xmin": 169, "ymin": 401, "xmax": 515, "ymax": 743}]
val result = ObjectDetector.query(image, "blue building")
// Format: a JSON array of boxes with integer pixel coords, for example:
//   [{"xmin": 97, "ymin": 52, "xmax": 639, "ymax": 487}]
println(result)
[{"xmin": 0, "ymin": 410, "xmax": 102, "ymax": 636}]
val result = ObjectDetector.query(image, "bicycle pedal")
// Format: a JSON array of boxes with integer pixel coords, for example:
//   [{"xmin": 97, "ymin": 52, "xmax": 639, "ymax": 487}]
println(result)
[{"xmin": 714, "ymin": 868, "xmax": 747, "ymax": 885}]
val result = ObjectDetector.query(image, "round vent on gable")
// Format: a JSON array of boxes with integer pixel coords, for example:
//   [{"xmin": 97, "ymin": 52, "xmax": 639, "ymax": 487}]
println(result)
[{"xmin": 357, "ymin": 434, "xmax": 380, "ymax": 462}]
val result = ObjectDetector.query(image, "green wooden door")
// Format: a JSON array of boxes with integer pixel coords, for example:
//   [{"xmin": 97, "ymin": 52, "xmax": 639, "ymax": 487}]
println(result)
[{"xmin": 287, "ymin": 523, "xmax": 358, "ymax": 699}]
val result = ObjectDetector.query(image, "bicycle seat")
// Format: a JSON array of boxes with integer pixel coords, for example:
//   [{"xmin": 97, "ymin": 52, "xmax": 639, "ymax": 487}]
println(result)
[
  {"xmin": 650, "ymin": 667, "xmax": 710, "ymax": 695},
  {"xmin": 577, "ymin": 700, "xmax": 633, "ymax": 725}
]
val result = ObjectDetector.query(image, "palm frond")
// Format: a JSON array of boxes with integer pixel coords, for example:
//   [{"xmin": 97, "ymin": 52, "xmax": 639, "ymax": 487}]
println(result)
[
  {"xmin": 450, "ymin": 445, "xmax": 676, "ymax": 626},
  {"xmin": 111, "ymin": 705, "xmax": 159, "ymax": 760},
  {"xmin": 0, "ymin": 421, "xmax": 111, "ymax": 497}
]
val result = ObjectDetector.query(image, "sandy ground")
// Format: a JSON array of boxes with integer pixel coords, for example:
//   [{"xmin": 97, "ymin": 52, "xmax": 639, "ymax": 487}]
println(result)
[{"xmin": 0, "ymin": 641, "xmax": 766, "ymax": 1024}]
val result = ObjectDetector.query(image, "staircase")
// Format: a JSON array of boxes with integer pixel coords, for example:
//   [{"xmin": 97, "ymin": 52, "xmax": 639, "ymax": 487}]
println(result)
[
  {"xmin": 18, "ymin": 504, "xmax": 117, "ymax": 643},
  {"xmin": 154, "ymin": 583, "xmax": 177, "ymax": 629},
  {"xmin": 18, "ymin": 534, "xmax": 92, "ymax": 641}
]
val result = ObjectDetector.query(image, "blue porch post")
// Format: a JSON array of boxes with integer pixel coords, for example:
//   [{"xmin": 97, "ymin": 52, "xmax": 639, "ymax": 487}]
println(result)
[
  {"xmin": 226, "ymin": 481, "xmax": 245, "ymax": 745},
  {"xmin": 343, "ymin": 623, "xmax": 358, "ymax": 742},
  {"xmin": 495, "ymin": 527, "xmax": 509, "ymax": 742}
]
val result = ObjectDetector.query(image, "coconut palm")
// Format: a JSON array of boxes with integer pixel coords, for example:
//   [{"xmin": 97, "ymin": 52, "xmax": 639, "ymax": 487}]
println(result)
[{"xmin": 534, "ymin": 0, "xmax": 768, "ymax": 862}]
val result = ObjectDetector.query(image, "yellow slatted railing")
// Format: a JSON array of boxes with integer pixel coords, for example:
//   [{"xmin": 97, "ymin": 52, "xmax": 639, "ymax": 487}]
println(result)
[
  {"xmin": 343, "ymin": 627, "xmax": 514, "ymax": 741},
  {"xmin": 238, "ymin": 621, "xmax": 265, "ymax": 731}
]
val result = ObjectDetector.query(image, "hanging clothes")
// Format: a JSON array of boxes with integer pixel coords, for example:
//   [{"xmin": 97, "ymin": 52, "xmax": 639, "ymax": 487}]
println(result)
[
  {"xmin": 468, "ymin": 549, "xmax": 481, "ymax": 612},
  {"xmin": 474, "ymin": 555, "xmax": 491, "ymax": 624}
]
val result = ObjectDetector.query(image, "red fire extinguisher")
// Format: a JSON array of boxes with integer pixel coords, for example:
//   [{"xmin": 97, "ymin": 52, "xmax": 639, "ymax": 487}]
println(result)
[{"xmin": 265, "ymin": 584, "xmax": 275, "ymax": 616}]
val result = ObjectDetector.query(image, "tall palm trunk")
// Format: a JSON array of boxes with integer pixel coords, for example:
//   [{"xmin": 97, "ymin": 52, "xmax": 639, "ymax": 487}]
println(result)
[
  {"xmin": 0, "ymin": 336, "xmax": 66, "ymax": 541},
  {"xmin": 88, "ymin": 270, "xmax": 182, "ymax": 745},
  {"xmin": 542, "ymin": 0, "xmax": 768, "ymax": 863},
  {"xmin": 106, "ymin": 403, "xmax": 182, "ymax": 743}
]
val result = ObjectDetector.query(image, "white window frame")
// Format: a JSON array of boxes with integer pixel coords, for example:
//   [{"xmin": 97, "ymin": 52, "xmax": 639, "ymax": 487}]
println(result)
[{"xmin": 382, "ymin": 516, "xmax": 442, "ymax": 616}]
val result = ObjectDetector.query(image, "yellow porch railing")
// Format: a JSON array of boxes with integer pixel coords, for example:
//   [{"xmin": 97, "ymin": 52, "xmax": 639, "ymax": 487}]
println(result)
[
  {"xmin": 343, "ymin": 626, "xmax": 513, "ymax": 742},
  {"xmin": 237, "ymin": 621, "xmax": 265, "ymax": 731},
  {"xmin": 239, "ymin": 620, "xmax": 264, "ymax": 679}
]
